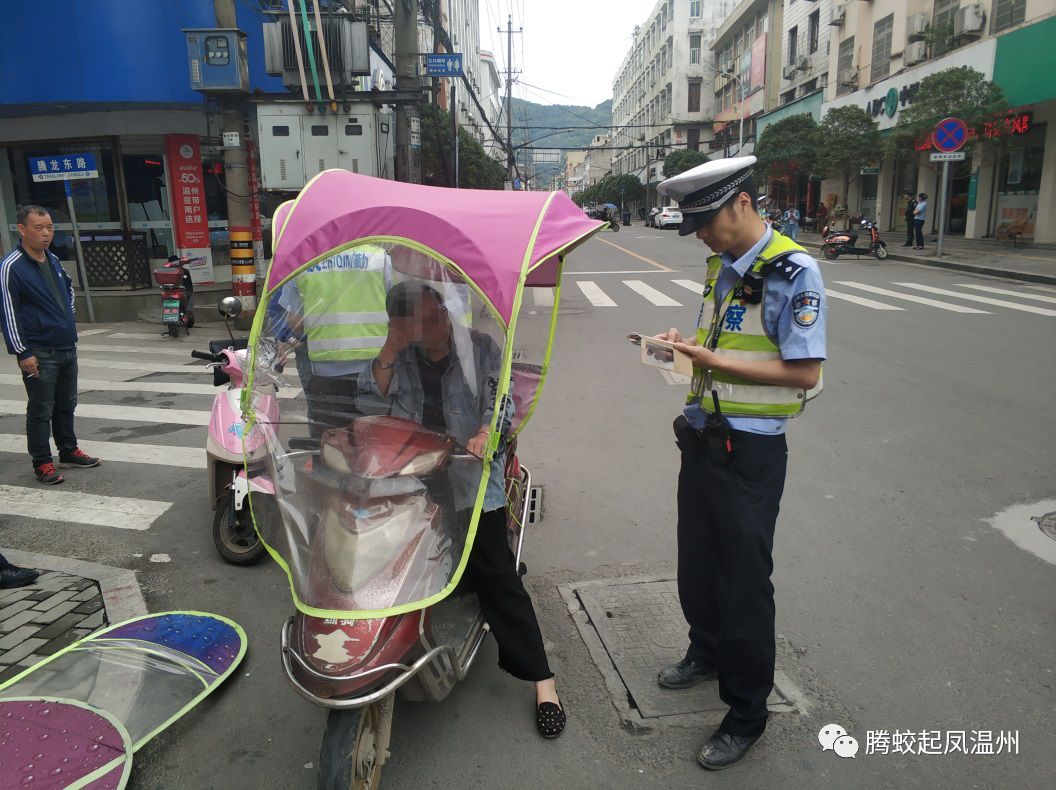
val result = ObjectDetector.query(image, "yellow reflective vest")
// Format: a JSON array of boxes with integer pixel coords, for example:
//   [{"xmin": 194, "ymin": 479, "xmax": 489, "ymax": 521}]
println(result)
[{"xmin": 691, "ymin": 232, "xmax": 822, "ymax": 417}]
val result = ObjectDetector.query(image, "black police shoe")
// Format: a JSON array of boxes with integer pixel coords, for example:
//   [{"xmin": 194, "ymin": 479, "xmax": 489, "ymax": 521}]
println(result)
[
  {"xmin": 657, "ymin": 657, "xmax": 717, "ymax": 689},
  {"xmin": 698, "ymin": 730, "xmax": 762, "ymax": 770},
  {"xmin": 0, "ymin": 565, "xmax": 40, "ymax": 589}
]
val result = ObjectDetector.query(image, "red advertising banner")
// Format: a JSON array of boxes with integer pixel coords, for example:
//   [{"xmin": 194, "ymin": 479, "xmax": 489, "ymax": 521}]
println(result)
[
  {"xmin": 165, "ymin": 134, "xmax": 209, "ymax": 249},
  {"xmin": 750, "ymin": 34, "xmax": 766, "ymax": 92}
]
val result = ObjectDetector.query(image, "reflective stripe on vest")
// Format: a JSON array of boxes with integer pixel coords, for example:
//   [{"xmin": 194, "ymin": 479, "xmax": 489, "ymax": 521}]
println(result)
[
  {"xmin": 297, "ymin": 247, "xmax": 389, "ymax": 362},
  {"xmin": 690, "ymin": 233, "xmax": 823, "ymax": 417}
]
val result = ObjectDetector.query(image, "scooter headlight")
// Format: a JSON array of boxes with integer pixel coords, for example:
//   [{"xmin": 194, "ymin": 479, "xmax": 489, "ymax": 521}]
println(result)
[{"xmin": 398, "ymin": 449, "xmax": 447, "ymax": 476}]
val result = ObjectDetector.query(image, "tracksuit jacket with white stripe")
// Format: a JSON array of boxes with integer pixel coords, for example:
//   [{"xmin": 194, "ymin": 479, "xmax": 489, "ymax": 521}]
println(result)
[{"xmin": 0, "ymin": 244, "xmax": 78, "ymax": 361}]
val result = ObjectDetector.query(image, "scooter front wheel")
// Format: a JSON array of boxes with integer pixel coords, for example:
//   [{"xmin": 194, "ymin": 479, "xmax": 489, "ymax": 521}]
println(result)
[
  {"xmin": 874, "ymin": 242, "xmax": 889, "ymax": 260},
  {"xmin": 319, "ymin": 694, "xmax": 394, "ymax": 790},
  {"xmin": 212, "ymin": 490, "xmax": 266, "ymax": 565},
  {"xmin": 822, "ymin": 244, "xmax": 840, "ymax": 260}
]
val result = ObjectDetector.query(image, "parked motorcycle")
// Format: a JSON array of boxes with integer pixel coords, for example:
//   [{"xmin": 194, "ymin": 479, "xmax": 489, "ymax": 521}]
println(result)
[
  {"xmin": 821, "ymin": 217, "xmax": 888, "ymax": 260},
  {"xmin": 243, "ymin": 170, "xmax": 603, "ymax": 788},
  {"xmin": 608, "ymin": 218, "xmax": 620, "ymax": 232},
  {"xmin": 152, "ymin": 255, "xmax": 200, "ymax": 337},
  {"xmin": 192, "ymin": 297, "xmax": 281, "ymax": 565}
]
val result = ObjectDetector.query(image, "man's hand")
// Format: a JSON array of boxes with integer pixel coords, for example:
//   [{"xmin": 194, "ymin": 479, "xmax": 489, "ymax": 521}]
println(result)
[
  {"xmin": 674, "ymin": 343, "xmax": 719, "ymax": 370},
  {"xmin": 378, "ymin": 321, "xmax": 415, "ymax": 362},
  {"xmin": 655, "ymin": 327, "xmax": 683, "ymax": 344},
  {"xmin": 18, "ymin": 356, "xmax": 38, "ymax": 378},
  {"xmin": 466, "ymin": 427, "xmax": 490, "ymax": 458}
]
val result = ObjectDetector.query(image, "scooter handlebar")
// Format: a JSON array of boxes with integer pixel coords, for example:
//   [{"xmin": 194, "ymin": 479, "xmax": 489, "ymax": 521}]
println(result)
[{"xmin": 191, "ymin": 350, "xmax": 217, "ymax": 362}]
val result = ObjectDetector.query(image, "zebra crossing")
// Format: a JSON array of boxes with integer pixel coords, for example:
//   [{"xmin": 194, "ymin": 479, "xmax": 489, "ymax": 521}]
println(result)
[{"xmin": 533, "ymin": 276, "xmax": 1056, "ymax": 317}]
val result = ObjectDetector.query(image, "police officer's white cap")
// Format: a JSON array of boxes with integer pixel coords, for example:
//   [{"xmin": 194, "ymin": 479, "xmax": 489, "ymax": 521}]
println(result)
[{"xmin": 657, "ymin": 155, "xmax": 757, "ymax": 236}]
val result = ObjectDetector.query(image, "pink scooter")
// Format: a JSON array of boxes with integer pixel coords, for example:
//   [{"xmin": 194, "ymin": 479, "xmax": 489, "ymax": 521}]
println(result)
[{"xmin": 192, "ymin": 297, "xmax": 280, "ymax": 564}]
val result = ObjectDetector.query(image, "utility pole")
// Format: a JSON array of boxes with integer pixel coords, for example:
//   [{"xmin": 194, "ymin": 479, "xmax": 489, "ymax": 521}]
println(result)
[
  {"xmin": 497, "ymin": 15, "xmax": 521, "ymax": 187},
  {"xmin": 395, "ymin": 0, "xmax": 421, "ymax": 183},
  {"xmin": 214, "ymin": 0, "xmax": 254, "ymax": 329}
]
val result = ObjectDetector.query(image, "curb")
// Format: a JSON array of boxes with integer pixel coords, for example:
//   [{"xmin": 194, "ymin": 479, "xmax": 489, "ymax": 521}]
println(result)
[{"xmin": 797, "ymin": 240, "xmax": 1056, "ymax": 286}]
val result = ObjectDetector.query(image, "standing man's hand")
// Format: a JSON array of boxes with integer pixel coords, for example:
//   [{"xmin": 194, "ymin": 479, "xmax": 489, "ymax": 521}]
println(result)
[
  {"xmin": 466, "ymin": 426, "xmax": 490, "ymax": 458},
  {"xmin": 18, "ymin": 356, "xmax": 38, "ymax": 378}
]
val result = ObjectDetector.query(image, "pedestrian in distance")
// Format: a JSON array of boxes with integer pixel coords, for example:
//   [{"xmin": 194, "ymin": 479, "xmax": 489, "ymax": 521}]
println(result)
[
  {"xmin": 902, "ymin": 191, "xmax": 918, "ymax": 247},
  {"xmin": 0, "ymin": 552, "xmax": 39, "ymax": 589},
  {"xmin": 651, "ymin": 156, "xmax": 826, "ymax": 770},
  {"xmin": 0, "ymin": 205, "xmax": 100, "ymax": 485},
  {"xmin": 782, "ymin": 205, "xmax": 800, "ymax": 241},
  {"xmin": 913, "ymin": 192, "xmax": 928, "ymax": 249}
]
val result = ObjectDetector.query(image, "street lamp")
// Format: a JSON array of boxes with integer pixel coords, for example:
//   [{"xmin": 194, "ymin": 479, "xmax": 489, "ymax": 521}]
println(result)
[{"xmin": 701, "ymin": 64, "xmax": 745, "ymax": 156}]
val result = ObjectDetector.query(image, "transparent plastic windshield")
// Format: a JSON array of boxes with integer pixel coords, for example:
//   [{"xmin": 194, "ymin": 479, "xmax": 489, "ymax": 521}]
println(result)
[{"xmin": 250, "ymin": 242, "xmax": 510, "ymax": 617}]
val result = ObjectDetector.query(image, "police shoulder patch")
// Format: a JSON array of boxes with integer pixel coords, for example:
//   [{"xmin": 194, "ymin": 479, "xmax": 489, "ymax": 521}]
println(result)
[
  {"xmin": 772, "ymin": 259, "xmax": 805, "ymax": 281},
  {"xmin": 792, "ymin": 291, "xmax": 821, "ymax": 328}
]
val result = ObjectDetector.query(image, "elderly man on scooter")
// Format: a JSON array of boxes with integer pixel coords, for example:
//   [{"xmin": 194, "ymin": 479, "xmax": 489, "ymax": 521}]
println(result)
[{"xmin": 356, "ymin": 280, "xmax": 567, "ymax": 739}]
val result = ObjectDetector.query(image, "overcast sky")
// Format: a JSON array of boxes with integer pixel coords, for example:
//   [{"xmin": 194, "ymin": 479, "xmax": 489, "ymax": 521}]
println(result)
[{"xmin": 477, "ymin": 0, "xmax": 652, "ymax": 108}]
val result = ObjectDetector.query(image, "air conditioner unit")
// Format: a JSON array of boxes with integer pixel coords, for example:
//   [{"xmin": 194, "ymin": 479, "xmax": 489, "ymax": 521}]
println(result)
[
  {"xmin": 953, "ymin": 4, "xmax": 985, "ymax": 38},
  {"xmin": 904, "ymin": 40, "xmax": 927, "ymax": 66},
  {"xmin": 838, "ymin": 68, "xmax": 858, "ymax": 87},
  {"xmin": 783, "ymin": 64, "xmax": 797, "ymax": 80},
  {"xmin": 796, "ymin": 55, "xmax": 810, "ymax": 71},
  {"xmin": 829, "ymin": 8, "xmax": 845, "ymax": 27},
  {"xmin": 906, "ymin": 12, "xmax": 929, "ymax": 41}
]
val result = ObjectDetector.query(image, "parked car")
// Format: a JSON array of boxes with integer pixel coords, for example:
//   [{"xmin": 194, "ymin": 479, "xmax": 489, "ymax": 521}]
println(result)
[
  {"xmin": 645, "ymin": 207, "xmax": 660, "ymax": 228},
  {"xmin": 656, "ymin": 206, "xmax": 682, "ymax": 229}
]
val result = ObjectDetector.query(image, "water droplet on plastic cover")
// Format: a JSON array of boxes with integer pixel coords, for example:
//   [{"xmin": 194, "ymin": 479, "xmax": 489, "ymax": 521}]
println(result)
[
  {"xmin": 21, "ymin": 776, "xmax": 34, "ymax": 785},
  {"xmin": 52, "ymin": 767, "xmax": 63, "ymax": 775},
  {"xmin": 96, "ymin": 734, "xmax": 106, "ymax": 742},
  {"xmin": 38, "ymin": 733, "xmax": 48, "ymax": 740},
  {"xmin": 88, "ymin": 743, "xmax": 100, "ymax": 752},
  {"xmin": 22, "ymin": 763, "xmax": 34, "ymax": 771},
  {"xmin": 61, "ymin": 757, "xmax": 70, "ymax": 764},
  {"xmin": 40, "ymin": 708, "xmax": 50, "ymax": 715}
]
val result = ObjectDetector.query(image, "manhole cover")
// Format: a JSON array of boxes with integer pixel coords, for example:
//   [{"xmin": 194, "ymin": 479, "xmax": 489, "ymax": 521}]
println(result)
[
  {"xmin": 567, "ymin": 576, "xmax": 793, "ymax": 721},
  {"xmin": 1034, "ymin": 512, "xmax": 1056, "ymax": 542}
]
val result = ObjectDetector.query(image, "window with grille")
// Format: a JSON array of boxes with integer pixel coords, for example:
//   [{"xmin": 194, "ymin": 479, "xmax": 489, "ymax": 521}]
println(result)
[
  {"xmin": 870, "ymin": 14, "xmax": 893, "ymax": 84},
  {"xmin": 688, "ymin": 80, "xmax": 701, "ymax": 113},
  {"xmin": 788, "ymin": 26, "xmax": 798, "ymax": 65},
  {"xmin": 808, "ymin": 11, "xmax": 820, "ymax": 54},
  {"xmin": 836, "ymin": 36, "xmax": 855, "ymax": 96},
  {"xmin": 690, "ymin": 34, "xmax": 701, "ymax": 65},
  {"xmin": 933, "ymin": 0, "xmax": 958, "ymax": 55},
  {"xmin": 992, "ymin": 0, "xmax": 1026, "ymax": 33}
]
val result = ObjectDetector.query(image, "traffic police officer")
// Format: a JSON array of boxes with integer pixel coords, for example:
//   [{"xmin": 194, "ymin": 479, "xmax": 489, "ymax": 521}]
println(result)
[{"xmin": 653, "ymin": 156, "xmax": 827, "ymax": 769}]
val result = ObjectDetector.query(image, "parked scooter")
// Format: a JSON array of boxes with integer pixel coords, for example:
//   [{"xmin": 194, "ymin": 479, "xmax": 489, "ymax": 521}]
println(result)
[
  {"xmin": 192, "ymin": 297, "xmax": 280, "ymax": 565},
  {"xmin": 152, "ymin": 255, "xmax": 200, "ymax": 337},
  {"xmin": 821, "ymin": 217, "xmax": 888, "ymax": 260},
  {"xmin": 609, "ymin": 218, "xmax": 621, "ymax": 232}
]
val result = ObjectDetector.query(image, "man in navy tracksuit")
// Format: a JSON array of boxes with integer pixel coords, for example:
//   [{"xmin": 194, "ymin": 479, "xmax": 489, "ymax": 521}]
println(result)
[{"xmin": 1, "ymin": 205, "xmax": 100, "ymax": 484}]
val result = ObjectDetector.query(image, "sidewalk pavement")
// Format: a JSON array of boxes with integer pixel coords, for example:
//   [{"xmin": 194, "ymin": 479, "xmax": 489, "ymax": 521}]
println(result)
[
  {"xmin": 795, "ymin": 230, "xmax": 1056, "ymax": 286},
  {"xmin": 0, "ymin": 551, "xmax": 146, "ymax": 684}
]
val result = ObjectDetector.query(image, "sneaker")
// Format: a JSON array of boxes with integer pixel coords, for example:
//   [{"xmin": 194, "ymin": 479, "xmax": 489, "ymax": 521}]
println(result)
[
  {"xmin": 58, "ymin": 448, "xmax": 100, "ymax": 468},
  {"xmin": 34, "ymin": 461, "xmax": 64, "ymax": 485},
  {"xmin": 0, "ymin": 565, "xmax": 40, "ymax": 589}
]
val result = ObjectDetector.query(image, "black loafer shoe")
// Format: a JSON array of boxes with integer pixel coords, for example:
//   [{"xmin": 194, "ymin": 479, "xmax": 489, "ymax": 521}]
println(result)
[
  {"xmin": 657, "ymin": 658, "xmax": 717, "ymax": 689},
  {"xmin": 0, "ymin": 566, "xmax": 40, "ymax": 589},
  {"xmin": 698, "ymin": 731, "xmax": 762, "ymax": 770}
]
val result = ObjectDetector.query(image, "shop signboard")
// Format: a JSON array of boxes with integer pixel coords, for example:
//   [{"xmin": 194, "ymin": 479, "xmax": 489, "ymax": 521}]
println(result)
[
  {"xmin": 750, "ymin": 35, "xmax": 766, "ymax": 92},
  {"xmin": 164, "ymin": 134, "xmax": 213, "ymax": 283}
]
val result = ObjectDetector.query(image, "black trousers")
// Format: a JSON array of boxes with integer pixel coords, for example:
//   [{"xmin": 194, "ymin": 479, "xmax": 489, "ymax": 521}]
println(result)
[
  {"xmin": 466, "ymin": 507, "xmax": 552, "ymax": 683},
  {"xmin": 905, "ymin": 219, "xmax": 915, "ymax": 245},
  {"xmin": 913, "ymin": 219, "xmax": 925, "ymax": 247},
  {"xmin": 22, "ymin": 348, "xmax": 79, "ymax": 464},
  {"xmin": 677, "ymin": 429, "xmax": 788, "ymax": 737}
]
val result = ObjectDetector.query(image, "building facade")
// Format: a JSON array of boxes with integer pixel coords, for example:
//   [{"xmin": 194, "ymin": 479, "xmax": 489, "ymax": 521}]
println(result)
[
  {"xmin": 610, "ymin": 0, "xmax": 737, "ymax": 214},
  {"xmin": 818, "ymin": 0, "xmax": 1056, "ymax": 242}
]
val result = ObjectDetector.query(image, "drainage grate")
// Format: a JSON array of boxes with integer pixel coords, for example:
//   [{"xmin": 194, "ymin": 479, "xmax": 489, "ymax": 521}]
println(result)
[
  {"xmin": 526, "ymin": 485, "xmax": 543, "ymax": 525},
  {"xmin": 1034, "ymin": 512, "xmax": 1056, "ymax": 542}
]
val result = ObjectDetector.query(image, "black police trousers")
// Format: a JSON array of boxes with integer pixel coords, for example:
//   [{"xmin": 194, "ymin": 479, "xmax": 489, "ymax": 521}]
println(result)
[{"xmin": 677, "ymin": 429, "xmax": 788, "ymax": 737}]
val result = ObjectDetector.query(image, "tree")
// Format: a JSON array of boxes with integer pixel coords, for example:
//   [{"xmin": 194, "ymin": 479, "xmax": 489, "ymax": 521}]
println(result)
[
  {"xmin": 754, "ymin": 114, "xmax": 819, "ymax": 187},
  {"xmin": 885, "ymin": 66, "xmax": 1007, "ymax": 156},
  {"xmin": 662, "ymin": 149, "xmax": 709, "ymax": 178},
  {"xmin": 592, "ymin": 174, "xmax": 644, "ymax": 206},
  {"xmin": 419, "ymin": 103, "xmax": 506, "ymax": 189},
  {"xmin": 816, "ymin": 105, "xmax": 880, "ymax": 214}
]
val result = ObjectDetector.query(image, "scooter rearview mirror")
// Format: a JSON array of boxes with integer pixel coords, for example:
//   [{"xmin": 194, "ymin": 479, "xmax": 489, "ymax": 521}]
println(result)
[{"xmin": 218, "ymin": 297, "xmax": 243, "ymax": 345}]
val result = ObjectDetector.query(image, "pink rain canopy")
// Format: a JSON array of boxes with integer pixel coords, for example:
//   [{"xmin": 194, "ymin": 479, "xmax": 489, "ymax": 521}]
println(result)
[{"xmin": 267, "ymin": 171, "xmax": 604, "ymax": 322}]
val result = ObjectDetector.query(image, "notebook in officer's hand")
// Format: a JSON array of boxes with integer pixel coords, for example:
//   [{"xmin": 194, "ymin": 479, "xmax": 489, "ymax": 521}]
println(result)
[{"xmin": 630, "ymin": 332, "xmax": 694, "ymax": 378}]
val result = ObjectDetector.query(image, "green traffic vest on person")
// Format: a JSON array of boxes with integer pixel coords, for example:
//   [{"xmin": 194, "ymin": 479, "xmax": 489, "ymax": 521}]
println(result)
[
  {"xmin": 690, "ymin": 232, "xmax": 823, "ymax": 417},
  {"xmin": 297, "ymin": 246, "xmax": 389, "ymax": 362}
]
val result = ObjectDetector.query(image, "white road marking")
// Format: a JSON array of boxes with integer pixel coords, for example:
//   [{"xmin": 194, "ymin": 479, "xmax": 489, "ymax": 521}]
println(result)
[
  {"xmin": 954, "ymin": 284, "xmax": 1056, "ymax": 304},
  {"xmin": 576, "ymin": 281, "xmax": 617, "ymax": 307},
  {"xmin": 0, "ymin": 399, "xmax": 210, "ymax": 426},
  {"xmin": 75, "ymin": 328, "xmax": 112, "ymax": 336},
  {"xmin": 0, "ymin": 434, "xmax": 204, "ymax": 468},
  {"xmin": 834, "ymin": 282, "xmax": 990, "ymax": 313},
  {"xmin": 108, "ymin": 332, "xmax": 185, "ymax": 340},
  {"xmin": 571, "ymin": 270, "xmax": 670, "ymax": 275},
  {"xmin": 0, "ymin": 373, "xmax": 301, "ymax": 400},
  {"xmin": 826, "ymin": 289, "xmax": 906, "ymax": 310},
  {"xmin": 634, "ymin": 235, "xmax": 663, "ymax": 239},
  {"xmin": 76, "ymin": 357, "xmax": 204, "ymax": 374},
  {"xmin": 671, "ymin": 279, "xmax": 706, "ymax": 294},
  {"xmin": 0, "ymin": 484, "xmax": 171, "ymax": 531},
  {"xmin": 533, "ymin": 288, "xmax": 555, "ymax": 307},
  {"xmin": 623, "ymin": 280, "xmax": 682, "ymax": 307},
  {"xmin": 78, "ymin": 343, "xmax": 201, "ymax": 357},
  {"xmin": 891, "ymin": 283, "xmax": 1056, "ymax": 316}
]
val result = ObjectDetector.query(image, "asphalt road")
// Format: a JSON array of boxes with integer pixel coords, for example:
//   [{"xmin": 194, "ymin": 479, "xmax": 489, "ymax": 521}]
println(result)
[{"xmin": 1, "ymin": 225, "xmax": 1054, "ymax": 789}]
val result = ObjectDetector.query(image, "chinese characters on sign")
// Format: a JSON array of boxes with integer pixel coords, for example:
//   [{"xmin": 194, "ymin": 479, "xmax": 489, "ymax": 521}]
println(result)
[
  {"xmin": 164, "ymin": 134, "xmax": 210, "ymax": 249},
  {"xmin": 915, "ymin": 113, "xmax": 1033, "ymax": 151},
  {"xmin": 865, "ymin": 730, "xmax": 1019, "ymax": 756},
  {"xmin": 28, "ymin": 153, "xmax": 98, "ymax": 182}
]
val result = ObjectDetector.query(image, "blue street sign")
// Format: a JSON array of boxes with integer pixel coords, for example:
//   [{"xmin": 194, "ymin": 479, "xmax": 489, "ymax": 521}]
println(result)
[
  {"xmin": 425, "ymin": 53, "xmax": 462, "ymax": 77},
  {"xmin": 513, "ymin": 178, "xmax": 522, "ymax": 190},
  {"xmin": 933, "ymin": 117, "xmax": 968, "ymax": 153},
  {"xmin": 29, "ymin": 153, "xmax": 98, "ymax": 182}
]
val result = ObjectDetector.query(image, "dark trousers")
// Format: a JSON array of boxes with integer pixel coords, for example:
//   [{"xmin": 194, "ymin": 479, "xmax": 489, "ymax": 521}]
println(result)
[
  {"xmin": 467, "ymin": 507, "xmax": 552, "ymax": 682},
  {"xmin": 22, "ymin": 348, "xmax": 79, "ymax": 464},
  {"xmin": 677, "ymin": 429, "xmax": 788, "ymax": 737},
  {"xmin": 905, "ymin": 219, "xmax": 915, "ymax": 244},
  {"xmin": 913, "ymin": 219, "xmax": 925, "ymax": 247}
]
